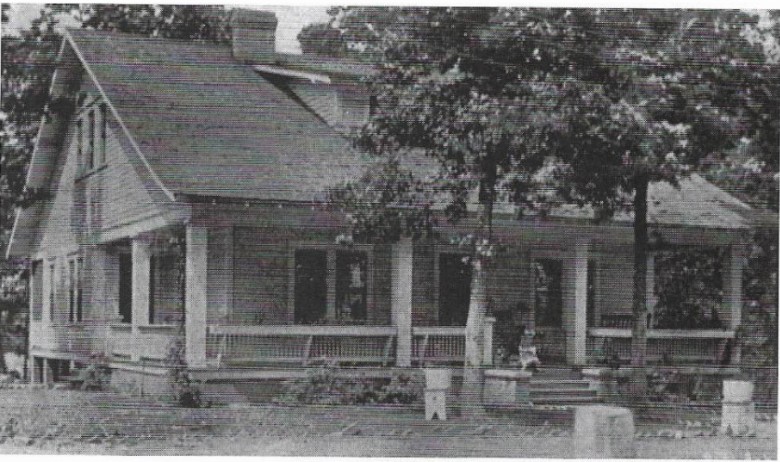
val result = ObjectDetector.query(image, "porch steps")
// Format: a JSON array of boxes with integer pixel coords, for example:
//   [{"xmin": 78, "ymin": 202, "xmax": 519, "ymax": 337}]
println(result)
[{"xmin": 529, "ymin": 369, "xmax": 600, "ymax": 406}]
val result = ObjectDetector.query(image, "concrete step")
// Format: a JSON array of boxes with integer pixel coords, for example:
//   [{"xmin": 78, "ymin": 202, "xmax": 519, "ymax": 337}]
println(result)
[
  {"xmin": 530, "ymin": 388, "xmax": 596, "ymax": 396},
  {"xmin": 530, "ymin": 379, "xmax": 591, "ymax": 390},
  {"xmin": 531, "ymin": 394, "xmax": 600, "ymax": 405}
]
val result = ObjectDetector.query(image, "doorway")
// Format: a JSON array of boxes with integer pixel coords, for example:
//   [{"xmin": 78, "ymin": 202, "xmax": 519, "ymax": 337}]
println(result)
[
  {"xmin": 438, "ymin": 253, "xmax": 472, "ymax": 326},
  {"xmin": 533, "ymin": 259, "xmax": 566, "ymax": 364}
]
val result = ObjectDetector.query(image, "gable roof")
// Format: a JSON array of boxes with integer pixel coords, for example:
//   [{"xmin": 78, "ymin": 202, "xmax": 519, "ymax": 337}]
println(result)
[{"xmin": 67, "ymin": 28, "xmax": 372, "ymax": 203}]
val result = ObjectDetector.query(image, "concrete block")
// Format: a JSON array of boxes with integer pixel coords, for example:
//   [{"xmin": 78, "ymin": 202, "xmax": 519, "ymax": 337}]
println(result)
[
  {"xmin": 722, "ymin": 401, "xmax": 756, "ymax": 436},
  {"xmin": 722, "ymin": 380, "xmax": 756, "ymax": 436},
  {"xmin": 482, "ymin": 369, "xmax": 532, "ymax": 409},
  {"xmin": 425, "ymin": 389, "xmax": 447, "ymax": 420},
  {"xmin": 574, "ymin": 405, "xmax": 635, "ymax": 458}
]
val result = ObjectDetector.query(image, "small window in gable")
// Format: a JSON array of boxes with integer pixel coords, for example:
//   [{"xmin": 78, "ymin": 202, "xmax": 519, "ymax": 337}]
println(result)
[
  {"xmin": 87, "ymin": 109, "xmax": 95, "ymax": 170},
  {"xmin": 98, "ymin": 103, "xmax": 107, "ymax": 165},
  {"xmin": 76, "ymin": 120, "xmax": 83, "ymax": 171}
]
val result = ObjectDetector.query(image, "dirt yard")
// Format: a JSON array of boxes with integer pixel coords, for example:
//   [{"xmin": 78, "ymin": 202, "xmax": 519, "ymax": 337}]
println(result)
[{"xmin": 0, "ymin": 387, "xmax": 776, "ymax": 457}]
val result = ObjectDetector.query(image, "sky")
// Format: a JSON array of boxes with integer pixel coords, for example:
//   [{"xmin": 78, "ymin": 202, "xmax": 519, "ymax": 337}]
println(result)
[{"xmin": 2, "ymin": 3, "xmax": 331, "ymax": 54}]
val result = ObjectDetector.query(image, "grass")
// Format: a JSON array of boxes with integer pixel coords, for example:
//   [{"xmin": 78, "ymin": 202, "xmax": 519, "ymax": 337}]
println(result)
[{"xmin": 0, "ymin": 387, "xmax": 776, "ymax": 457}]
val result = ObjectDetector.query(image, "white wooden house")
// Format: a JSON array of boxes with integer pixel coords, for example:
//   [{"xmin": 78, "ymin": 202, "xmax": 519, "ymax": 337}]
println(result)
[{"xmin": 6, "ymin": 10, "xmax": 771, "ymax": 393}]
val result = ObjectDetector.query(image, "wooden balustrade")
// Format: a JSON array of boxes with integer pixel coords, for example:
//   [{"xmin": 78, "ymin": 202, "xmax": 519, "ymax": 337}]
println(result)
[
  {"xmin": 411, "ymin": 327, "xmax": 466, "ymax": 365},
  {"xmin": 206, "ymin": 325, "xmax": 398, "ymax": 367},
  {"xmin": 108, "ymin": 324, "xmax": 179, "ymax": 363},
  {"xmin": 586, "ymin": 328, "xmax": 736, "ymax": 365}
]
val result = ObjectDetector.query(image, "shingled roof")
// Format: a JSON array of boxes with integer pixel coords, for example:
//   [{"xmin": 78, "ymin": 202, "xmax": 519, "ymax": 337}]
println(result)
[
  {"xmin": 68, "ymin": 28, "xmax": 373, "ymax": 203},
  {"xmin": 64, "ymin": 28, "xmax": 780, "ymax": 231}
]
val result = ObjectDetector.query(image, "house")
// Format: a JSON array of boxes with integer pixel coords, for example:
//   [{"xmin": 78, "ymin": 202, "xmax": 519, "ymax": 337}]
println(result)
[{"xmin": 6, "ymin": 10, "xmax": 772, "ymax": 395}]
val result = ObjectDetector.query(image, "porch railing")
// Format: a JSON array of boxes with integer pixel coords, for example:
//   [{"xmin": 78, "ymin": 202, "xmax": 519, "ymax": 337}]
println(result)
[
  {"xmin": 587, "ymin": 328, "xmax": 736, "ymax": 365},
  {"xmin": 206, "ymin": 325, "xmax": 398, "ymax": 367},
  {"xmin": 108, "ymin": 324, "xmax": 179, "ymax": 364},
  {"xmin": 411, "ymin": 326, "xmax": 466, "ymax": 365}
]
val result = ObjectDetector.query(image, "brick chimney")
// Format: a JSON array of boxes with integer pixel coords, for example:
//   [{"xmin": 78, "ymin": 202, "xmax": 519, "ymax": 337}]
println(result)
[{"xmin": 231, "ymin": 9, "xmax": 278, "ymax": 64}]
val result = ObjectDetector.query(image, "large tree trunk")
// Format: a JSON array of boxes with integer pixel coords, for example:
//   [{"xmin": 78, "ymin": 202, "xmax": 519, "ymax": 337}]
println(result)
[
  {"xmin": 464, "ymin": 258, "xmax": 488, "ymax": 367},
  {"xmin": 461, "ymin": 257, "xmax": 488, "ymax": 416},
  {"xmin": 630, "ymin": 175, "xmax": 649, "ymax": 396},
  {"xmin": 0, "ymin": 323, "xmax": 7, "ymax": 374}
]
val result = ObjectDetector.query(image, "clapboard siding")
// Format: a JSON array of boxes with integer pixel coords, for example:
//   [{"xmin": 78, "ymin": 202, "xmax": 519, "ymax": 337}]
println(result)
[
  {"xmin": 232, "ymin": 227, "xmax": 291, "ymax": 325},
  {"xmin": 79, "ymin": 77, "xmax": 163, "ymax": 233}
]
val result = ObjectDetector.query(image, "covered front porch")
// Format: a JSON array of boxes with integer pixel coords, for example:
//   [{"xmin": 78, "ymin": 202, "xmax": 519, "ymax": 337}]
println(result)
[{"xmin": 109, "ymin": 202, "xmax": 749, "ymax": 374}]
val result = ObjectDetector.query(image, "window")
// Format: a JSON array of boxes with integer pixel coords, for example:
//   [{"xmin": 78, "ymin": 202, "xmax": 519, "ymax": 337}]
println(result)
[
  {"xmin": 335, "ymin": 251, "xmax": 368, "ymax": 322},
  {"xmin": 67, "ymin": 257, "xmax": 83, "ymax": 323},
  {"xmin": 293, "ymin": 248, "xmax": 371, "ymax": 325},
  {"xmin": 76, "ymin": 257, "xmax": 83, "ymax": 322},
  {"xmin": 149, "ymin": 253, "xmax": 182, "ymax": 325},
  {"xmin": 31, "ymin": 261, "xmax": 43, "ymax": 321},
  {"xmin": 438, "ymin": 253, "xmax": 472, "ymax": 326},
  {"xmin": 533, "ymin": 259, "xmax": 563, "ymax": 328},
  {"xmin": 294, "ymin": 250, "xmax": 327, "ymax": 324},
  {"xmin": 118, "ymin": 253, "xmax": 132, "ymax": 323},
  {"xmin": 68, "ymin": 259, "xmax": 75, "ymax": 322},
  {"xmin": 586, "ymin": 260, "xmax": 597, "ymax": 328},
  {"xmin": 48, "ymin": 262, "xmax": 56, "ymax": 322},
  {"xmin": 87, "ymin": 109, "xmax": 95, "ymax": 170},
  {"xmin": 76, "ymin": 120, "xmax": 83, "ymax": 170},
  {"xmin": 98, "ymin": 103, "xmax": 107, "ymax": 165}
]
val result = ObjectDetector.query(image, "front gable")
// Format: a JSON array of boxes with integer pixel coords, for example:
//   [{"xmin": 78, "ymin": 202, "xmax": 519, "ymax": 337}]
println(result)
[{"xmin": 8, "ymin": 37, "xmax": 184, "ymax": 259}]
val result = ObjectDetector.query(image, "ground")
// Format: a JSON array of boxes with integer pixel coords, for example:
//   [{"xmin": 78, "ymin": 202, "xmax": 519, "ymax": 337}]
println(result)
[{"xmin": 0, "ymin": 387, "xmax": 776, "ymax": 457}]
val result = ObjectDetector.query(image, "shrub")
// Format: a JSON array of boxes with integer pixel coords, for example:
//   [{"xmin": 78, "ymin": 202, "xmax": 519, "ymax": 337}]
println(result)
[
  {"xmin": 77, "ymin": 354, "xmax": 111, "ymax": 390},
  {"xmin": 165, "ymin": 337, "xmax": 205, "ymax": 408},
  {"xmin": 275, "ymin": 365, "xmax": 422, "ymax": 406}
]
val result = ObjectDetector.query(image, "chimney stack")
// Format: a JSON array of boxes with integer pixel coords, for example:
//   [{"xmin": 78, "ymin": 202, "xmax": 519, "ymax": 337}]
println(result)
[{"xmin": 231, "ymin": 9, "xmax": 278, "ymax": 64}]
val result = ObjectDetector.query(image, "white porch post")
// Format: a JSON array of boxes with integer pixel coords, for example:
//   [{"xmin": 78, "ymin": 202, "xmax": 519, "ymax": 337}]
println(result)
[
  {"xmin": 131, "ymin": 239, "xmax": 151, "ymax": 362},
  {"xmin": 391, "ymin": 238, "xmax": 413, "ymax": 367},
  {"xmin": 725, "ymin": 244, "xmax": 746, "ymax": 330},
  {"xmin": 185, "ymin": 226, "xmax": 208, "ymax": 367},
  {"xmin": 565, "ymin": 242, "xmax": 589, "ymax": 365}
]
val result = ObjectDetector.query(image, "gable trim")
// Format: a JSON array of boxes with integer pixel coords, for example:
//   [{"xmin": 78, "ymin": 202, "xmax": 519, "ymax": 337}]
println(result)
[
  {"xmin": 64, "ymin": 30, "xmax": 176, "ymax": 203},
  {"xmin": 4, "ymin": 39, "xmax": 71, "ymax": 260}
]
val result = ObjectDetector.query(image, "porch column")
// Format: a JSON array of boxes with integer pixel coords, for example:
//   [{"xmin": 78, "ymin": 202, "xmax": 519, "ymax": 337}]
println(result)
[
  {"xmin": 565, "ymin": 242, "xmax": 589, "ymax": 365},
  {"xmin": 725, "ymin": 244, "xmax": 747, "ymax": 330},
  {"xmin": 131, "ymin": 239, "xmax": 151, "ymax": 362},
  {"xmin": 185, "ymin": 226, "xmax": 208, "ymax": 367},
  {"xmin": 391, "ymin": 238, "xmax": 413, "ymax": 367}
]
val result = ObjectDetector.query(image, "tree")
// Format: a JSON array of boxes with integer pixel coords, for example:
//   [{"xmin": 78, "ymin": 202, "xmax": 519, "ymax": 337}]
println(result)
[{"xmin": 542, "ymin": 9, "xmax": 776, "ymax": 393}]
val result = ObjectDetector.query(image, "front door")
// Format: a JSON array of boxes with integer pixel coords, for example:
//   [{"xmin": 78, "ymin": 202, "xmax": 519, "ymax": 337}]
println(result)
[
  {"xmin": 533, "ymin": 259, "xmax": 566, "ymax": 364},
  {"xmin": 439, "ymin": 253, "xmax": 472, "ymax": 326}
]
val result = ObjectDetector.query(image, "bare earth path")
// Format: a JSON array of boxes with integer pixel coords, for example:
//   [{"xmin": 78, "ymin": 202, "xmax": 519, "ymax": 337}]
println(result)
[{"xmin": 0, "ymin": 388, "xmax": 776, "ymax": 457}]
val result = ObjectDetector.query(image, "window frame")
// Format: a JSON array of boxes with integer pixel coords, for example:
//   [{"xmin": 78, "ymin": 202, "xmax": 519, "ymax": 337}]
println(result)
[
  {"xmin": 75, "ymin": 98, "xmax": 108, "ymax": 179},
  {"xmin": 289, "ymin": 243, "xmax": 374, "ymax": 325}
]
